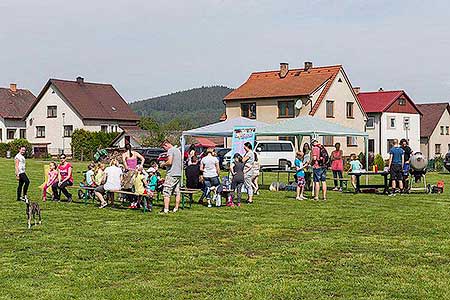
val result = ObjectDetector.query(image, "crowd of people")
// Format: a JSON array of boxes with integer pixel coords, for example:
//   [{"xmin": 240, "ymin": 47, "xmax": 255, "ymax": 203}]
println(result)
[{"xmin": 13, "ymin": 136, "xmax": 416, "ymax": 214}]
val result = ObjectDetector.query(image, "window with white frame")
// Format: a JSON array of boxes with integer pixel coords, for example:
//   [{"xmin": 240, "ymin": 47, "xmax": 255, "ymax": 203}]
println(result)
[
  {"xmin": 47, "ymin": 106, "xmax": 57, "ymax": 118},
  {"xmin": 346, "ymin": 102, "xmax": 354, "ymax": 118},
  {"xmin": 326, "ymin": 100, "xmax": 334, "ymax": 118},
  {"xmin": 446, "ymin": 126, "xmax": 449, "ymax": 135},
  {"xmin": 435, "ymin": 144, "xmax": 441, "ymax": 155},
  {"xmin": 440, "ymin": 126, "xmax": 445, "ymax": 135},
  {"xmin": 36, "ymin": 126, "xmax": 45, "ymax": 138},
  {"xmin": 7, "ymin": 129, "xmax": 15, "ymax": 140},
  {"xmin": 19, "ymin": 129, "xmax": 26, "ymax": 139},
  {"xmin": 347, "ymin": 136, "xmax": 357, "ymax": 147},
  {"xmin": 366, "ymin": 116, "xmax": 375, "ymax": 129},
  {"xmin": 388, "ymin": 117, "xmax": 396, "ymax": 129},
  {"xmin": 323, "ymin": 136, "xmax": 334, "ymax": 147},
  {"xmin": 100, "ymin": 125, "xmax": 108, "ymax": 133},
  {"xmin": 64, "ymin": 125, "xmax": 73, "ymax": 137}
]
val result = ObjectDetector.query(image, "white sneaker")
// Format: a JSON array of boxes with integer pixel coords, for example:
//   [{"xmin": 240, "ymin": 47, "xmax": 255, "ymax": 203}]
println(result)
[
  {"xmin": 300, "ymin": 196, "xmax": 307, "ymax": 200},
  {"xmin": 296, "ymin": 196, "xmax": 302, "ymax": 201},
  {"xmin": 173, "ymin": 208, "xmax": 178, "ymax": 213}
]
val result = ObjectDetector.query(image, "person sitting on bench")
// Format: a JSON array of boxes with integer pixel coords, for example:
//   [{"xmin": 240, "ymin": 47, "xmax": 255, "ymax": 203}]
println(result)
[{"xmin": 94, "ymin": 159, "xmax": 123, "ymax": 208}]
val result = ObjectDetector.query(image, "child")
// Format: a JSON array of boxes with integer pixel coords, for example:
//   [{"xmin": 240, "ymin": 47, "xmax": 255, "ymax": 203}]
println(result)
[
  {"xmin": 229, "ymin": 153, "xmax": 245, "ymax": 207},
  {"xmin": 295, "ymin": 151, "xmax": 307, "ymax": 200},
  {"xmin": 85, "ymin": 163, "xmax": 96, "ymax": 187},
  {"xmin": 42, "ymin": 162, "xmax": 58, "ymax": 202},
  {"xmin": 349, "ymin": 153, "xmax": 363, "ymax": 188},
  {"xmin": 130, "ymin": 165, "xmax": 147, "ymax": 209},
  {"xmin": 146, "ymin": 167, "xmax": 158, "ymax": 195},
  {"xmin": 94, "ymin": 163, "xmax": 106, "ymax": 186}
]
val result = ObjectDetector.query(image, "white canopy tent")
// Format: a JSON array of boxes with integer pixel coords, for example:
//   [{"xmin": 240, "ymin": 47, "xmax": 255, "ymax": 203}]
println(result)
[
  {"xmin": 179, "ymin": 117, "xmax": 268, "ymax": 185},
  {"xmin": 256, "ymin": 115, "xmax": 369, "ymax": 169}
]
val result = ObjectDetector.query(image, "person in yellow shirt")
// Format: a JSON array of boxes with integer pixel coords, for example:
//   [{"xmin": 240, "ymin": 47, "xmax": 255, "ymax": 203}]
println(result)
[{"xmin": 130, "ymin": 165, "xmax": 147, "ymax": 209}]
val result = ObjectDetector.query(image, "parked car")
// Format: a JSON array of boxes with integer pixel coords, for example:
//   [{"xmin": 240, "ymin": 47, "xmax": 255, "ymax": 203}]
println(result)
[
  {"xmin": 215, "ymin": 147, "xmax": 231, "ymax": 169},
  {"xmin": 223, "ymin": 140, "xmax": 295, "ymax": 170},
  {"xmin": 135, "ymin": 147, "xmax": 165, "ymax": 167}
]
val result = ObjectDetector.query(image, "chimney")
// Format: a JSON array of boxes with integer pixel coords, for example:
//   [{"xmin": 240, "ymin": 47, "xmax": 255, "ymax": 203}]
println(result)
[
  {"xmin": 76, "ymin": 76, "xmax": 84, "ymax": 84},
  {"xmin": 10, "ymin": 83, "xmax": 17, "ymax": 92},
  {"xmin": 353, "ymin": 87, "xmax": 360, "ymax": 94},
  {"xmin": 279, "ymin": 63, "xmax": 289, "ymax": 78},
  {"xmin": 304, "ymin": 61, "xmax": 313, "ymax": 71}
]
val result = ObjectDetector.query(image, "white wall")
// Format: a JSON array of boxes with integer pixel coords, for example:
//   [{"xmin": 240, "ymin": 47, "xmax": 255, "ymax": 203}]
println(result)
[
  {"xmin": 0, "ymin": 117, "xmax": 26, "ymax": 142},
  {"xmin": 379, "ymin": 112, "xmax": 421, "ymax": 159},
  {"xmin": 426, "ymin": 110, "xmax": 450, "ymax": 158},
  {"xmin": 26, "ymin": 84, "xmax": 125, "ymax": 155},
  {"xmin": 365, "ymin": 113, "xmax": 381, "ymax": 155}
]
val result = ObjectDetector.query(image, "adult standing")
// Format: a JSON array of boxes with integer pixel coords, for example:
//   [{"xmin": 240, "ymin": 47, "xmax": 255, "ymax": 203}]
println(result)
[
  {"xmin": 94, "ymin": 159, "xmax": 123, "ymax": 208},
  {"xmin": 311, "ymin": 140, "xmax": 327, "ymax": 201},
  {"xmin": 388, "ymin": 139, "xmax": 405, "ymax": 196},
  {"xmin": 302, "ymin": 143, "xmax": 312, "ymax": 191},
  {"xmin": 330, "ymin": 142, "xmax": 344, "ymax": 192},
  {"xmin": 200, "ymin": 148, "xmax": 220, "ymax": 207},
  {"xmin": 400, "ymin": 138, "xmax": 413, "ymax": 190},
  {"xmin": 15, "ymin": 146, "xmax": 29, "ymax": 202},
  {"xmin": 242, "ymin": 142, "xmax": 255, "ymax": 204},
  {"xmin": 160, "ymin": 140, "xmax": 182, "ymax": 214},
  {"xmin": 55, "ymin": 154, "xmax": 73, "ymax": 202},
  {"xmin": 122, "ymin": 143, "xmax": 145, "ymax": 171}
]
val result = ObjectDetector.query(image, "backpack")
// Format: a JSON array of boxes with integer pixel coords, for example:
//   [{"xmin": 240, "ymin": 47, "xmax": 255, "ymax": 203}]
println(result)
[{"xmin": 318, "ymin": 145, "xmax": 330, "ymax": 167}]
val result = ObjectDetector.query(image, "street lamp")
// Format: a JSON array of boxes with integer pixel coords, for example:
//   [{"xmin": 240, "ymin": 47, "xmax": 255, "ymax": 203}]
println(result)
[{"xmin": 62, "ymin": 112, "xmax": 66, "ymax": 154}]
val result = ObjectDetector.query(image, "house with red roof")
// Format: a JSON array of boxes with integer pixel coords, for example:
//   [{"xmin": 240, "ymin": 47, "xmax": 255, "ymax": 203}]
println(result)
[
  {"xmin": 0, "ymin": 84, "xmax": 36, "ymax": 142},
  {"xmin": 26, "ymin": 77, "xmax": 139, "ymax": 155},
  {"xmin": 357, "ymin": 89, "xmax": 422, "ymax": 158},
  {"xmin": 224, "ymin": 62, "xmax": 367, "ymax": 153},
  {"xmin": 416, "ymin": 103, "xmax": 450, "ymax": 159}
]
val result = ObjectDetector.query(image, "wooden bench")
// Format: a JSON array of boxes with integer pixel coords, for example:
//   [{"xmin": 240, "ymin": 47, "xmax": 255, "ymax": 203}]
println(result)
[
  {"xmin": 332, "ymin": 178, "xmax": 350, "ymax": 191},
  {"xmin": 180, "ymin": 188, "xmax": 201, "ymax": 209}
]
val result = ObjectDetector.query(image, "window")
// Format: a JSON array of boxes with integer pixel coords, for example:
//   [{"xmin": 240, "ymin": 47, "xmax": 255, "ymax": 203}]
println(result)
[
  {"xmin": 388, "ymin": 117, "xmax": 396, "ymax": 129},
  {"xmin": 368, "ymin": 139, "xmax": 375, "ymax": 153},
  {"xmin": 387, "ymin": 139, "xmax": 396, "ymax": 153},
  {"xmin": 323, "ymin": 136, "xmax": 334, "ymax": 146},
  {"xmin": 241, "ymin": 103, "xmax": 256, "ymax": 119},
  {"xmin": 346, "ymin": 102, "xmax": 354, "ymax": 118},
  {"xmin": 29, "ymin": 118, "xmax": 33, "ymax": 126},
  {"xmin": 366, "ymin": 116, "xmax": 375, "ymax": 129},
  {"xmin": 111, "ymin": 125, "xmax": 119, "ymax": 133},
  {"xmin": 0, "ymin": 129, "xmax": 2, "ymax": 141},
  {"xmin": 440, "ymin": 126, "xmax": 445, "ymax": 135},
  {"xmin": 36, "ymin": 126, "xmax": 45, "ymax": 138},
  {"xmin": 47, "ymin": 106, "xmax": 57, "ymax": 118},
  {"xmin": 278, "ymin": 136, "xmax": 296, "ymax": 147},
  {"xmin": 278, "ymin": 101, "xmax": 295, "ymax": 118},
  {"xmin": 448, "ymin": 144, "xmax": 450, "ymax": 152},
  {"xmin": 19, "ymin": 129, "xmax": 26, "ymax": 139},
  {"xmin": 64, "ymin": 125, "xmax": 73, "ymax": 137},
  {"xmin": 100, "ymin": 125, "xmax": 108, "ymax": 133},
  {"xmin": 347, "ymin": 136, "xmax": 357, "ymax": 147},
  {"xmin": 326, "ymin": 101, "xmax": 334, "ymax": 118},
  {"xmin": 435, "ymin": 144, "xmax": 441, "ymax": 155},
  {"xmin": 267, "ymin": 143, "xmax": 282, "ymax": 152},
  {"xmin": 7, "ymin": 129, "xmax": 15, "ymax": 140},
  {"xmin": 398, "ymin": 98, "xmax": 406, "ymax": 106},
  {"xmin": 446, "ymin": 126, "xmax": 449, "ymax": 135}
]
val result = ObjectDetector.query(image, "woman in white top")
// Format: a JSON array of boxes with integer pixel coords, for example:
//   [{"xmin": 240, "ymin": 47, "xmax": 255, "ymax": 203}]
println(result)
[
  {"xmin": 94, "ymin": 159, "xmax": 123, "ymax": 208},
  {"xmin": 242, "ymin": 142, "xmax": 255, "ymax": 204},
  {"xmin": 200, "ymin": 148, "xmax": 220, "ymax": 204}
]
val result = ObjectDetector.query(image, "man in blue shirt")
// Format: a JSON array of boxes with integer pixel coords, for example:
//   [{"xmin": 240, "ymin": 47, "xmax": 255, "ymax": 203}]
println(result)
[{"xmin": 388, "ymin": 139, "xmax": 405, "ymax": 195}]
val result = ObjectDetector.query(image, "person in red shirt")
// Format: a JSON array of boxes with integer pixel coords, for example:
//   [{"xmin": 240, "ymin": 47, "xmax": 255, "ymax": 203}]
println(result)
[
  {"xmin": 53, "ymin": 154, "xmax": 74, "ymax": 202},
  {"xmin": 330, "ymin": 143, "xmax": 344, "ymax": 192}
]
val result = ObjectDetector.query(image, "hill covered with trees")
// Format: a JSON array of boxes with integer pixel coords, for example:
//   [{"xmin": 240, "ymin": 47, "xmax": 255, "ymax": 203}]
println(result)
[{"xmin": 130, "ymin": 86, "xmax": 233, "ymax": 129}]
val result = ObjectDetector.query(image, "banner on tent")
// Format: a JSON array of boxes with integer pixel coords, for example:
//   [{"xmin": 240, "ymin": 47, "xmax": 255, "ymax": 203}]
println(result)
[{"xmin": 232, "ymin": 127, "xmax": 256, "ymax": 157}]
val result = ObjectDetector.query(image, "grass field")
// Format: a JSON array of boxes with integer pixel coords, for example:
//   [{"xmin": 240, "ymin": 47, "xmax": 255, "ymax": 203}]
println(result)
[{"xmin": 1, "ymin": 158, "xmax": 450, "ymax": 299}]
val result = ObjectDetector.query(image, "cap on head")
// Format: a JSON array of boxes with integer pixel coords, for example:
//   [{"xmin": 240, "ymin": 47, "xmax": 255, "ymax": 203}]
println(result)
[
  {"xmin": 147, "ymin": 167, "xmax": 156, "ymax": 173},
  {"xmin": 60, "ymin": 154, "xmax": 67, "ymax": 159}
]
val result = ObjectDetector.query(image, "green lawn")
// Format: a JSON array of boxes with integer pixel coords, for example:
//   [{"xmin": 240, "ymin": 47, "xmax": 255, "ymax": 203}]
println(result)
[{"xmin": 1, "ymin": 158, "xmax": 450, "ymax": 299}]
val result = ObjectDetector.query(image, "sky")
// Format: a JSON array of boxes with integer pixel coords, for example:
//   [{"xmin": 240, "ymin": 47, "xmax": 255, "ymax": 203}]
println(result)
[{"xmin": 0, "ymin": 0, "xmax": 449, "ymax": 103}]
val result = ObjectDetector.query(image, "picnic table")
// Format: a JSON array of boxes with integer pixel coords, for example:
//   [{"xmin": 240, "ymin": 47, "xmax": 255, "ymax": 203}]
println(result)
[
  {"xmin": 260, "ymin": 168, "xmax": 296, "ymax": 186},
  {"xmin": 348, "ymin": 171, "xmax": 390, "ymax": 194}
]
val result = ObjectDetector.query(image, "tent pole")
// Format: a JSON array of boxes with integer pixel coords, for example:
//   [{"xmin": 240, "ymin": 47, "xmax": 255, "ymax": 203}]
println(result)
[
  {"xmin": 365, "ymin": 136, "xmax": 369, "ymax": 184},
  {"xmin": 180, "ymin": 135, "xmax": 186, "ymax": 187}
]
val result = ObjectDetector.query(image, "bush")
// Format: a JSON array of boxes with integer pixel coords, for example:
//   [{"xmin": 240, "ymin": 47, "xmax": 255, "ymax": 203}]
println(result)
[
  {"xmin": 0, "ymin": 143, "xmax": 8, "ymax": 157},
  {"xmin": 434, "ymin": 155, "xmax": 444, "ymax": 172},
  {"xmin": 71, "ymin": 129, "xmax": 119, "ymax": 161},
  {"xmin": 373, "ymin": 154, "xmax": 385, "ymax": 171},
  {"xmin": 7, "ymin": 139, "xmax": 33, "ymax": 158}
]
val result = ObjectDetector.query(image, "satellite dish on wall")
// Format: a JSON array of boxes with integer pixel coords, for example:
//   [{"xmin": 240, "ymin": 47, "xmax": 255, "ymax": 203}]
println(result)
[{"xmin": 295, "ymin": 99, "xmax": 303, "ymax": 110}]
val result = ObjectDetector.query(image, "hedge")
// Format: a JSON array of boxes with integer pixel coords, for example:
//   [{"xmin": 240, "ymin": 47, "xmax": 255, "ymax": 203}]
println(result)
[
  {"xmin": 71, "ymin": 129, "xmax": 119, "ymax": 161},
  {"xmin": 0, "ymin": 139, "xmax": 33, "ymax": 158}
]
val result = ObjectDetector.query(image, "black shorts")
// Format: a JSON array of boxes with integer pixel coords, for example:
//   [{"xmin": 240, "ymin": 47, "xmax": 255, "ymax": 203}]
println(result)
[
  {"xmin": 95, "ymin": 185, "xmax": 106, "ymax": 194},
  {"xmin": 390, "ymin": 164, "xmax": 403, "ymax": 181}
]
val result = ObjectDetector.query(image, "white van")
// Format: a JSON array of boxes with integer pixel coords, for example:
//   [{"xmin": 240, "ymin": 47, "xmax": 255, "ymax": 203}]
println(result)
[{"xmin": 224, "ymin": 140, "xmax": 296, "ymax": 170}]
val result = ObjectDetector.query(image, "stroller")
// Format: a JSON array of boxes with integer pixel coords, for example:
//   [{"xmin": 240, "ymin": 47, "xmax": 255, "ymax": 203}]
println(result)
[{"xmin": 407, "ymin": 152, "xmax": 431, "ymax": 194}]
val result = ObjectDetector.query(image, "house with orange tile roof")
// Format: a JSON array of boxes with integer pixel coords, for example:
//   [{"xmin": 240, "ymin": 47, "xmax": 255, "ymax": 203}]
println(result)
[
  {"xmin": 26, "ymin": 77, "xmax": 139, "ymax": 156},
  {"xmin": 357, "ymin": 89, "xmax": 422, "ymax": 159},
  {"xmin": 416, "ymin": 103, "xmax": 450, "ymax": 159},
  {"xmin": 224, "ymin": 62, "xmax": 367, "ymax": 153},
  {"xmin": 0, "ymin": 83, "xmax": 36, "ymax": 142}
]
